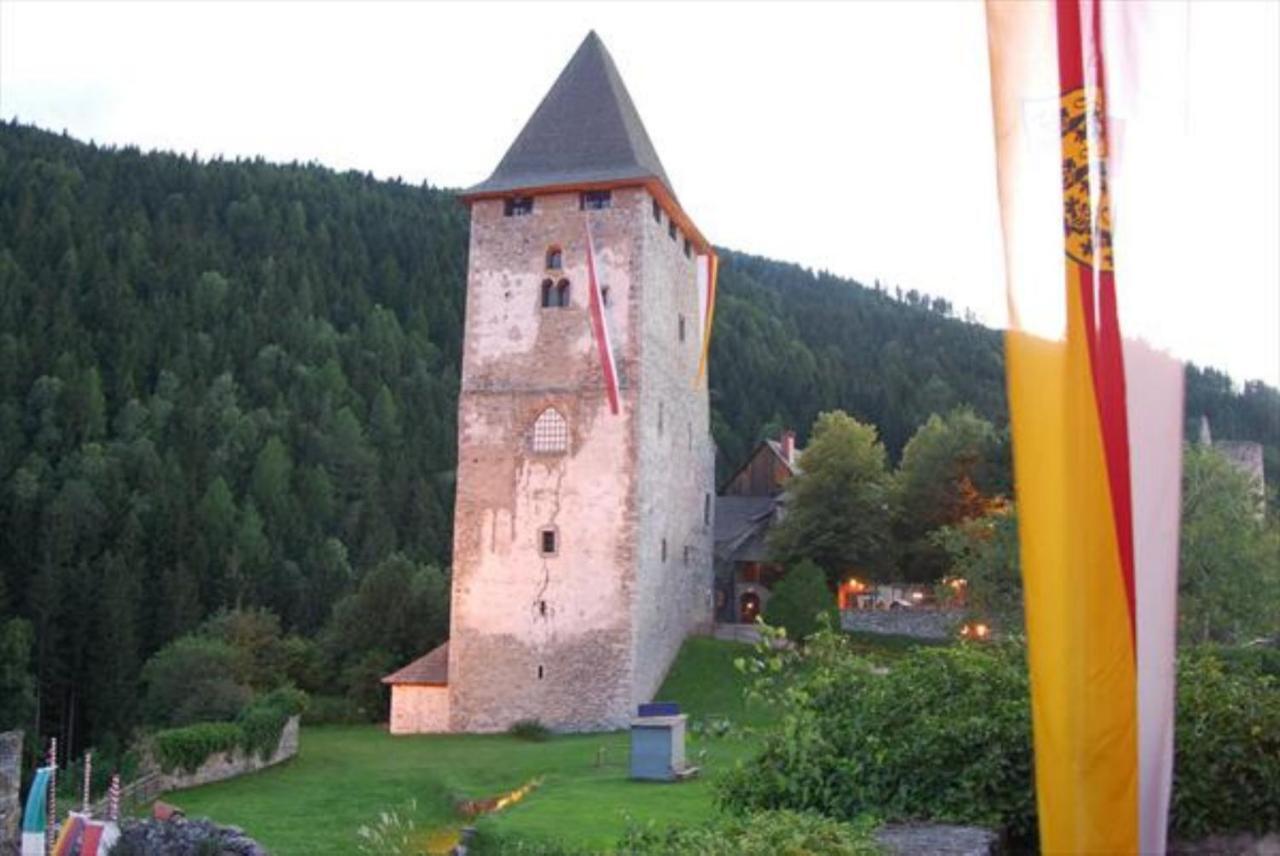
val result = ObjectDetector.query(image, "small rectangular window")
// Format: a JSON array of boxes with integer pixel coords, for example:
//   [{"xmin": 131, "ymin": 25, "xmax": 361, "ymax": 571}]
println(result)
[
  {"xmin": 704, "ymin": 493, "xmax": 711, "ymax": 526},
  {"xmin": 668, "ymin": 220, "xmax": 677, "ymax": 240},
  {"xmin": 683, "ymin": 238, "xmax": 692, "ymax": 258},
  {"xmin": 580, "ymin": 190, "xmax": 612, "ymax": 210},
  {"xmin": 678, "ymin": 314, "xmax": 686, "ymax": 342},
  {"xmin": 661, "ymin": 538, "xmax": 668, "ymax": 562},
  {"xmin": 540, "ymin": 527, "xmax": 558, "ymax": 556},
  {"xmin": 652, "ymin": 199, "xmax": 662, "ymax": 223},
  {"xmin": 505, "ymin": 197, "xmax": 534, "ymax": 216}
]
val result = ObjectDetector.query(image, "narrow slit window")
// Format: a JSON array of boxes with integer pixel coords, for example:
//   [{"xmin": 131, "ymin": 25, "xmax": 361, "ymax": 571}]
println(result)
[
  {"xmin": 580, "ymin": 190, "xmax": 612, "ymax": 210},
  {"xmin": 505, "ymin": 196, "xmax": 534, "ymax": 216},
  {"xmin": 652, "ymin": 198, "xmax": 662, "ymax": 223},
  {"xmin": 668, "ymin": 220, "xmax": 677, "ymax": 240},
  {"xmin": 540, "ymin": 527, "xmax": 558, "ymax": 556},
  {"xmin": 601, "ymin": 285, "xmax": 611, "ymax": 308},
  {"xmin": 704, "ymin": 493, "xmax": 711, "ymax": 526},
  {"xmin": 683, "ymin": 238, "xmax": 692, "ymax": 258},
  {"xmin": 537, "ymin": 665, "xmax": 544, "ymax": 680},
  {"xmin": 678, "ymin": 314, "xmax": 686, "ymax": 342},
  {"xmin": 546, "ymin": 246, "xmax": 563, "ymax": 270},
  {"xmin": 661, "ymin": 538, "xmax": 668, "ymax": 562}
]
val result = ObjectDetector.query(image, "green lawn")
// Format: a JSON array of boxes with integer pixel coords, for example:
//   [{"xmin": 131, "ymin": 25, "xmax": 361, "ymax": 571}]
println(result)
[{"xmin": 167, "ymin": 637, "xmax": 767, "ymax": 855}]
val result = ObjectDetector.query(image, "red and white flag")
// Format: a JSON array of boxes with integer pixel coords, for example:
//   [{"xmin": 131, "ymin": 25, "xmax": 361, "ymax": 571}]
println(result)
[{"xmin": 584, "ymin": 219, "xmax": 620, "ymax": 414}]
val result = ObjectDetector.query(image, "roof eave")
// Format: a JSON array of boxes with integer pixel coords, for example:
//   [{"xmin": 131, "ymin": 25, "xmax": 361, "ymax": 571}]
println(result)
[{"xmin": 458, "ymin": 175, "xmax": 714, "ymax": 257}]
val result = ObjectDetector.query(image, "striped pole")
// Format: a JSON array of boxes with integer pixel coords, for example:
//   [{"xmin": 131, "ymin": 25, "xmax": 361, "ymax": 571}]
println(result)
[
  {"xmin": 82, "ymin": 751, "xmax": 92, "ymax": 813},
  {"xmin": 46, "ymin": 738, "xmax": 57, "ymax": 856},
  {"xmin": 108, "ymin": 774, "xmax": 120, "ymax": 823}
]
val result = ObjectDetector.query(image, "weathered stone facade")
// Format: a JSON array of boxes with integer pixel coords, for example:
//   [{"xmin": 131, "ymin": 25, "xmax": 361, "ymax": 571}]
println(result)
[
  {"xmin": 840, "ymin": 609, "xmax": 961, "ymax": 641},
  {"xmin": 388, "ymin": 685, "xmax": 450, "ymax": 734},
  {"xmin": 0, "ymin": 731, "xmax": 19, "ymax": 856},
  {"xmin": 447, "ymin": 187, "xmax": 714, "ymax": 732}
]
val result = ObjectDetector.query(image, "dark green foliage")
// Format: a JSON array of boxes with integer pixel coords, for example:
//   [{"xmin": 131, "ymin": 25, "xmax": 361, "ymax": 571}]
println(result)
[
  {"xmin": 508, "ymin": 719, "xmax": 551, "ymax": 742},
  {"xmin": 150, "ymin": 687, "xmax": 305, "ymax": 773},
  {"xmin": 0, "ymin": 617, "xmax": 36, "ymax": 731},
  {"xmin": 762, "ymin": 560, "xmax": 837, "ymax": 642},
  {"xmin": 140, "ymin": 635, "xmax": 251, "ymax": 727},
  {"xmin": 767, "ymin": 411, "xmax": 895, "ymax": 581},
  {"xmin": 1207, "ymin": 644, "xmax": 1280, "ymax": 680},
  {"xmin": 617, "ymin": 810, "xmax": 883, "ymax": 855},
  {"xmin": 1172, "ymin": 651, "xmax": 1280, "ymax": 840},
  {"xmin": 895, "ymin": 408, "xmax": 1007, "ymax": 581},
  {"xmin": 151, "ymin": 722, "xmax": 244, "ymax": 774},
  {"xmin": 720, "ymin": 634, "xmax": 1037, "ymax": 844},
  {"xmin": 723, "ymin": 631, "xmax": 1280, "ymax": 845}
]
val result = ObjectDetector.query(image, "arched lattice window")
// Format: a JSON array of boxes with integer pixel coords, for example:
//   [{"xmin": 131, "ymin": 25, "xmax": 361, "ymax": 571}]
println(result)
[
  {"xmin": 556, "ymin": 278, "xmax": 570, "ymax": 307},
  {"xmin": 530, "ymin": 408, "xmax": 569, "ymax": 454},
  {"xmin": 541, "ymin": 278, "xmax": 570, "ymax": 309},
  {"xmin": 546, "ymin": 246, "xmax": 563, "ymax": 270}
]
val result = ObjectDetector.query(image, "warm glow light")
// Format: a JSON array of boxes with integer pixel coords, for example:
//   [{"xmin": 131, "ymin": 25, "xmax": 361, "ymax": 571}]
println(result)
[{"xmin": 910, "ymin": 591, "xmax": 924, "ymax": 602}]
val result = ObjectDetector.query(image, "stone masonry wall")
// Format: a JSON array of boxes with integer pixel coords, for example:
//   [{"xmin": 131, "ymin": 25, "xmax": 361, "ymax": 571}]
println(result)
[
  {"xmin": 389, "ymin": 685, "xmax": 450, "ymax": 735},
  {"xmin": 148, "ymin": 715, "xmax": 299, "ymax": 794},
  {"xmin": 630, "ymin": 188, "xmax": 715, "ymax": 707},
  {"xmin": 841, "ymin": 609, "xmax": 961, "ymax": 641},
  {"xmin": 447, "ymin": 191, "xmax": 645, "ymax": 732},
  {"xmin": 0, "ymin": 731, "xmax": 20, "ymax": 856}
]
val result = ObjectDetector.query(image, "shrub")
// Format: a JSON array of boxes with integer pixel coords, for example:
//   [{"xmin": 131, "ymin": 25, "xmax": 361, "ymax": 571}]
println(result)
[
  {"xmin": 151, "ymin": 722, "xmax": 242, "ymax": 774},
  {"xmin": 763, "ymin": 560, "xmax": 838, "ymax": 642},
  {"xmin": 1171, "ymin": 651, "xmax": 1280, "ymax": 839},
  {"xmin": 238, "ymin": 687, "xmax": 307, "ymax": 760},
  {"xmin": 721, "ymin": 632, "xmax": 1036, "ymax": 843},
  {"xmin": 722, "ymin": 629, "xmax": 1280, "ymax": 846},
  {"xmin": 620, "ymin": 810, "xmax": 882, "ymax": 855},
  {"xmin": 508, "ymin": 719, "xmax": 551, "ymax": 742},
  {"xmin": 141, "ymin": 635, "xmax": 250, "ymax": 727}
]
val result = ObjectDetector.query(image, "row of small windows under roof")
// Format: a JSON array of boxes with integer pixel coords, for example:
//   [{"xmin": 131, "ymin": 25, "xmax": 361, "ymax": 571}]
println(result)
[{"xmin": 503, "ymin": 192, "xmax": 693, "ymax": 257}]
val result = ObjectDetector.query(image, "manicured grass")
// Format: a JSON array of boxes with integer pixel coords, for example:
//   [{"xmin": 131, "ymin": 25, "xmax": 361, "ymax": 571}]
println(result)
[{"xmin": 167, "ymin": 637, "xmax": 765, "ymax": 855}]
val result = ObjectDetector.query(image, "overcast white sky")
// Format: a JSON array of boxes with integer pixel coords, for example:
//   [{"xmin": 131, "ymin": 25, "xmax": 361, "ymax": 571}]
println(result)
[{"xmin": 2, "ymin": 1, "xmax": 1276, "ymax": 385}]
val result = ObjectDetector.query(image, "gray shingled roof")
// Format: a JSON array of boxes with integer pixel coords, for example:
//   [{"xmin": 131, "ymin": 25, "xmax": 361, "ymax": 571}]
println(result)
[
  {"xmin": 715, "ymin": 496, "xmax": 779, "ymax": 562},
  {"xmin": 382, "ymin": 642, "xmax": 449, "ymax": 685},
  {"xmin": 465, "ymin": 31, "xmax": 676, "ymax": 199}
]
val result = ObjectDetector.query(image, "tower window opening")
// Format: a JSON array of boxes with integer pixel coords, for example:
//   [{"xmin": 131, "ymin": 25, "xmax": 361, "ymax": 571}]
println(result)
[
  {"xmin": 580, "ymin": 190, "xmax": 612, "ymax": 210},
  {"xmin": 505, "ymin": 196, "xmax": 534, "ymax": 217},
  {"xmin": 538, "ymin": 599, "xmax": 548, "ymax": 617},
  {"xmin": 546, "ymin": 246, "xmax": 563, "ymax": 270},
  {"xmin": 556, "ymin": 278, "xmax": 570, "ymax": 307},
  {"xmin": 540, "ymin": 527, "xmax": 558, "ymax": 556},
  {"xmin": 530, "ymin": 408, "xmax": 569, "ymax": 454},
  {"xmin": 683, "ymin": 238, "xmax": 692, "ymax": 258},
  {"xmin": 668, "ymin": 220, "xmax": 677, "ymax": 240},
  {"xmin": 683, "ymin": 545, "xmax": 691, "ymax": 566},
  {"xmin": 652, "ymin": 198, "xmax": 662, "ymax": 223},
  {"xmin": 658, "ymin": 401, "xmax": 664, "ymax": 435},
  {"xmin": 537, "ymin": 665, "xmax": 544, "ymax": 680},
  {"xmin": 662, "ymin": 538, "xmax": 668, "ymax": 562},
  {"xmin": 601, "ymin": 285, "xmax": 611, "ymax": 308},
  {"xmin": 678, "ymin": 314, "xmax": 686, "ymax": 342}
]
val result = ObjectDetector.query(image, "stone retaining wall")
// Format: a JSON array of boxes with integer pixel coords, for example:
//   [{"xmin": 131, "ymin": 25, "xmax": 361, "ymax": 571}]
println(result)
[
  {"xmin": 156, "ymin": 715, "xmax": 299, "ymax": 794},
  {"xmin": 0, "ymin": 731, "xmax": 20, "ymax": 856},
  {"xmin": 841, "ymin": 609, "xmax": 959, "ymax": 641}
]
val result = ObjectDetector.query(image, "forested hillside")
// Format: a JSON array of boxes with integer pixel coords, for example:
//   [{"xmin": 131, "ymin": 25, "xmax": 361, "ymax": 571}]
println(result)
[{"xmin": 1, "ymin": 121, "xmax": 1276, "ymax": 755}]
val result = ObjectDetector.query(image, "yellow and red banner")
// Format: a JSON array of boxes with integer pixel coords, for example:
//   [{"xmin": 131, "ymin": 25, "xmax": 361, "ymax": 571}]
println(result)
[
  {"xmin": 987, "ymin": 1, "xmax": 1184, "ymax": 852},
  {"xmin": 695, "ymin": 252, "xmax": 719, "ymax": 386}
]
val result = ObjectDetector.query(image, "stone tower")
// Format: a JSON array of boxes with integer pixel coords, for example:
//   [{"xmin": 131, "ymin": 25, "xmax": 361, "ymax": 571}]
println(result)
[{"xmin": 445, "ymin": 32, "xmax": 716, "ymax": 732}]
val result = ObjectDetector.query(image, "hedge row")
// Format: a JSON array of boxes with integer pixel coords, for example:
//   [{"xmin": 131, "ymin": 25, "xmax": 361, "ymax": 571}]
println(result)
[{"xmin": 151, "ymin": 687, "xmax": 307, "ymax": 774}]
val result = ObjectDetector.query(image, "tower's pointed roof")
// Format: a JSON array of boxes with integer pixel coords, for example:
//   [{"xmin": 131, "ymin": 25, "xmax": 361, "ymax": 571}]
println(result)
[{"xmin": 464, "ymin": 31, "xmax": 677, "ymax": 200}]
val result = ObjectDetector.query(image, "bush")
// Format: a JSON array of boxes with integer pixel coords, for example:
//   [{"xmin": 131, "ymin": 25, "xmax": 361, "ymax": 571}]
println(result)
[
  {"xmin": 238, "ymin": 687, "xmax": 307, "ymax": 759},
  {"xmin": 141, "ymin": 636, "xmax": 250, "ymax": 727},
  {"xmin": 722, "ymin": 629, "xmax": 1280, "ymax": 846},
  {"xmin": 508, "ymin": 719, "xmax": 551, "ymax": 742},
  {"xmin": 151, "ymin": 722, "xmax": 242, "ymax": 774},
  {"xmin": 721, "ymin": 632, "xmax": 1035, "ymax": 843},
  {"xmin": 619, "ymin": 810, "xmax": 882, "ymax": 855},
  {"xmin": 1171, "ymin": 651, "xmax": 1280, "ymax": 839},
  {"xmin": 762, "ymin": 560, "xmax": 838, "ymax": 642}
]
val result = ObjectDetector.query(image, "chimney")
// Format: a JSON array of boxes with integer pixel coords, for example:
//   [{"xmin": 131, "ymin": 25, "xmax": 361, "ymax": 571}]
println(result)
[{"xmin": 781, "ymin": 430, "xmax": 796, "ymax": 465}]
